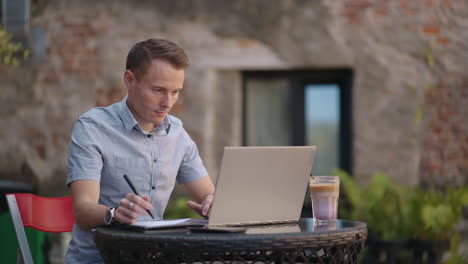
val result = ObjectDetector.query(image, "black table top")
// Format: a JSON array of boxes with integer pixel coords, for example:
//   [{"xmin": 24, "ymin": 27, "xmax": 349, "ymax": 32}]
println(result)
[{"xmin": 95, "ymin": 218, "xmax": 366, "ymax": 243}]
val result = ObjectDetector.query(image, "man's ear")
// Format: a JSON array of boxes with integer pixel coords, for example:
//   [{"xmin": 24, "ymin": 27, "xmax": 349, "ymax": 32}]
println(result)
[{"xmin": 124, "ymin": 70, "xmax": 137, "ymax": 90}]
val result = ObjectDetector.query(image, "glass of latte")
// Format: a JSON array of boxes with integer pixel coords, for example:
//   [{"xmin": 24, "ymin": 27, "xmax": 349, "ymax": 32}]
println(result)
[{"xmin": 309, "ymin": 176, "xmax": 340, "ymax": 223}]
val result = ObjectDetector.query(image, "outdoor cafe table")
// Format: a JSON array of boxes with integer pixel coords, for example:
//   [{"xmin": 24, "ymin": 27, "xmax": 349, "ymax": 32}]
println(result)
[{"xmin": 94, "ymin": 218, "xmax": 367, "ymax": 264}]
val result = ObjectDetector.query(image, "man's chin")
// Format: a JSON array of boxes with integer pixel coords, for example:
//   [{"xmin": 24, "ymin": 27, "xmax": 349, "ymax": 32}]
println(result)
[{"xmin": 152, "ymin": 115, "xmax": 166, "ymax": 124}]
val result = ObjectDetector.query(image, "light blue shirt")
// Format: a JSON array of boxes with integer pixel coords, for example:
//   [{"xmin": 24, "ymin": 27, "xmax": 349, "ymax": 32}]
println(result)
[{"xmin": 65, "ymin": 97, "xmax": 208, "ymax": 264}]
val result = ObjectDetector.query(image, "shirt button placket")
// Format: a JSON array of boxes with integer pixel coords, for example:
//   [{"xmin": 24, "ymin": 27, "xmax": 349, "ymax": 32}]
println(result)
[
  {"xmin": 150, "ymin": 136, "xmax": 158, "ymax": 197},
  {"xmin": 146, "ymin": 133, "xmax": 156, "ymax": 196}
]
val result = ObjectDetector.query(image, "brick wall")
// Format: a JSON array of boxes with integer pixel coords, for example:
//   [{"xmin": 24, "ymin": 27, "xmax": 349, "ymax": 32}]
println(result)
[
  {"xmin": 327, "ymin": 0, "xmax": 468, "ymax": 187},
  {"xmin": 421, "ymin": 74, "xmax": 468, "ymax": 187}
]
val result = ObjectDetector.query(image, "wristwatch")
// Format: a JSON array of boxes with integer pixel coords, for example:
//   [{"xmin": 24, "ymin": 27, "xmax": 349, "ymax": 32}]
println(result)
[{"xmin": 104, "ymin": 206, "xmax": 119, "ymax": 226}]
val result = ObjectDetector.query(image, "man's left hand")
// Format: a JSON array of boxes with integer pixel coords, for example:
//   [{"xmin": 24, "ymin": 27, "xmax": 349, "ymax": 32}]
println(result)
[{"xmin": 187, "ymin": 194, "xmax": 213, "ymax": 217}]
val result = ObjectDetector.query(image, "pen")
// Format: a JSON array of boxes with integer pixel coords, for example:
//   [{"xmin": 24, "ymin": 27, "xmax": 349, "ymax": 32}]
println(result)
[{"xmin": 123, "ymin": 174, "xmax": 155, "ymax": 219}]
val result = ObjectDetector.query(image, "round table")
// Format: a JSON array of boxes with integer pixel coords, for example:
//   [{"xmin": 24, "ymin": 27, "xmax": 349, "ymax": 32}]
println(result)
[{"xmin": 94, "ymin": 218, "xmax": 367, "ymax": 264}]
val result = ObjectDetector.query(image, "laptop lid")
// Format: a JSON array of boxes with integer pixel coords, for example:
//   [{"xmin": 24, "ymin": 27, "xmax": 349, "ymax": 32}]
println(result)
[{"xmin": 208, "ymin": 146, "xmax": 316, "ymax": 227}]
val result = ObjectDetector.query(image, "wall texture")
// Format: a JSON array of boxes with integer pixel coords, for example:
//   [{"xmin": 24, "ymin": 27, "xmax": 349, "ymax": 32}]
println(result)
[{"xmin": 0, "ymin": 0, "xmax": 466, "ymax": 196}]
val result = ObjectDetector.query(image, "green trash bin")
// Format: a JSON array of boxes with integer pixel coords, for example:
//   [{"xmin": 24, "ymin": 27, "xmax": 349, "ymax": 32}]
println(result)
[
  {"xmin": 0, "ymin": 212, "xmax": 50, "ymax": 264},
  {"xmin": 0, "ymin": 180, "xmax": 50, "ymax": 264}
]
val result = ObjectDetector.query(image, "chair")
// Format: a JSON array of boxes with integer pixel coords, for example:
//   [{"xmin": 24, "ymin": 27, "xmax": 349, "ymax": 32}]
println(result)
[{"xmin": 6, "ymin": 193, "xmax": 75, "ymax": 264}]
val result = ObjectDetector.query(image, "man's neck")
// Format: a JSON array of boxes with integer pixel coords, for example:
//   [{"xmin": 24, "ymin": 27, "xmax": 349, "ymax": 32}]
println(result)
[
  {"xmin": 126, "ymin": 101, "xmax": 157, "ymax": 133},
  {"xmin": 140, "ymin": 123, "xmax": 155, "ymax": 133}
]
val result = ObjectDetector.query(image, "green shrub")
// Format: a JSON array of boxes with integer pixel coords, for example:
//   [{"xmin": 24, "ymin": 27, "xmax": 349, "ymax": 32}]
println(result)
[
  {"xmin": 0, "ymin": 26, "xmax": 30, "ymax": 67},
  {"xmin": 336, "ymin": 169, "xmax": 468, "ymax": 261},
  {"xmin": 337, "ymin": 169, "xmax": 467, "ymax": 240}
]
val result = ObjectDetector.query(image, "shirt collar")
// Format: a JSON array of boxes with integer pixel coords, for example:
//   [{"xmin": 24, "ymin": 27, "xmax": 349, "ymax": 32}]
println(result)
[{"xmin": 118, "ymin": 96, "xmax": 171, "ymax": 134}]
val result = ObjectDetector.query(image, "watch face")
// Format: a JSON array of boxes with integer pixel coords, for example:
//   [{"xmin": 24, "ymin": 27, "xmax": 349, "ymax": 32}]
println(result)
[{"xmin": 105, "ymin": 208, "xmax": 113, "ymax": 225}]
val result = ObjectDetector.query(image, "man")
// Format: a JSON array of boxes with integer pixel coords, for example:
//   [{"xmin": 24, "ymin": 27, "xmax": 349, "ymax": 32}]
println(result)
[{"xmin": 65, "ymin": 38, "xmax": 215, "ymax": 264}]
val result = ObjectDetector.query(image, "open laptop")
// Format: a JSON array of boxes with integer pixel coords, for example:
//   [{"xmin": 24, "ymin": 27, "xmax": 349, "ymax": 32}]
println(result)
[
  {"xmin": 131, "ymin": 146, "xmax": 316, "ymax": 231},
  {"xmin": 208, "ymin": 146, "xmax": 316, "ymax": 227}
]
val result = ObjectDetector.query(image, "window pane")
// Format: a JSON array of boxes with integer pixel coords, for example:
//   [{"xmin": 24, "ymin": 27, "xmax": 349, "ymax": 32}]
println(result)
[
  {"xmin": 246, "ymin": 78, "xmax": 292, "ymax": 146},
  {"xmin": 305, "ymin": 84, "xmax": 340, "ymax": 175}
]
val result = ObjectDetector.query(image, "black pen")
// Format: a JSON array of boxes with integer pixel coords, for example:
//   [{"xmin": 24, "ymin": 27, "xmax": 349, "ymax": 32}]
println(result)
[{"xmin": 123, "ymin": 174, "xmax": 155, "ymax": 219}]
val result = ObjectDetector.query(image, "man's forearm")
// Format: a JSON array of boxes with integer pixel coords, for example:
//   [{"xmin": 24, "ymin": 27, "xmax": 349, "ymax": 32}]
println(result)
[
  {"xmin": 70, "ymin": 180, "xmax": 109, "ymax": 230},
  {"xmin": 74, "ymin": 201, "xmax": 109, "ymax": 230},
  {"xmin": 185, "ymin": 175, "xmax": 215, "ymax": 203}
]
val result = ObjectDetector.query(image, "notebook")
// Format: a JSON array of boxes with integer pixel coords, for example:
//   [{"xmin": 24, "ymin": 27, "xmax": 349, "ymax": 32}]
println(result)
[{"xmin": 132, "ymin": 146, "xmax": 316, "ymax": 230}]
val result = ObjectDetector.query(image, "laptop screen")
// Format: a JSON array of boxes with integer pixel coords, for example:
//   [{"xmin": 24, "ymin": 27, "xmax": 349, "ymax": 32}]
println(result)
[{"xmin": 208, "ymin": 146, "xmax": 316, "ymax": 227}]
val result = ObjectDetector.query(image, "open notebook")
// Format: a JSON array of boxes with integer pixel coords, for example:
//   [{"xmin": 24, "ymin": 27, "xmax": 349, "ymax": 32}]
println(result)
[{"xmin": 132, "ymin": 146, "xmax": 316, "ymax": 230}]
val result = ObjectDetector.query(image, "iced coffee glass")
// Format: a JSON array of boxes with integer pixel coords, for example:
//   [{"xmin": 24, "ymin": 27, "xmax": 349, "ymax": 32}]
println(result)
[{"xmin": 309, "ymin": 176, "xmax": 340, "ymax": 223}]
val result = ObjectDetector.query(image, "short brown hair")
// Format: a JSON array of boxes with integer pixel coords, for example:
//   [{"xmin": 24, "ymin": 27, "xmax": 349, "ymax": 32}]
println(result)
[{"xmin": 125, "ymin": 38, "xmax": 189, "ymax": 80}]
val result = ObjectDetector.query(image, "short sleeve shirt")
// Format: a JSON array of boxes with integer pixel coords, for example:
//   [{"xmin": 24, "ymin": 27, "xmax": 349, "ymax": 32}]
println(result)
[{"xmin": 64, "ymin": 97, "xmax": 208, "ymax": 264}]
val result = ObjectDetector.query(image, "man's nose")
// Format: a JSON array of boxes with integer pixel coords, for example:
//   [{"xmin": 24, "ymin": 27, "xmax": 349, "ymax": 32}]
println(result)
[{"xmin": 160, "ymin": 94, "xmax": 172, "ymax": 108}]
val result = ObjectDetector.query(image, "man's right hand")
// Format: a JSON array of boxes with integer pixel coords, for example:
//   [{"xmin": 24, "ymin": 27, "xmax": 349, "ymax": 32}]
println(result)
[
  {"xmin": 115, "ymin": 193, "xmax": 153, "ymax": 225},
  {"xmin": 70, "ymin": 180, "xmax": 154, "ymax": 230}
]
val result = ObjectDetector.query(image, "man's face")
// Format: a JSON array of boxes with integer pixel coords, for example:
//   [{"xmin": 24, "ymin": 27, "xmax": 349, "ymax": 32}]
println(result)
[{"xmin": 125, "ymin": 59, "xmax": 185, "ymax": 132}]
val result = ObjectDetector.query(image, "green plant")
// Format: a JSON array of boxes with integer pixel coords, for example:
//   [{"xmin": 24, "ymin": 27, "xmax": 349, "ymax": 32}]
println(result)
[
  {"xmin": 338, "ymin": 170, "xmax": 409, "ymax": 240},
  {"xmin": 0, "ymin": 26, "xmax": 30, "ymax": 67},
  {"xmin": 336, "ymin": 169, "xmax": 468, "ymax": 261},
  {"xmin": 405, "ymin": 186, "xmax": 468, "ymax": 241},
  {"xmin": 163, "ymin": 196, "xmax": 202, "ymax": 219}
]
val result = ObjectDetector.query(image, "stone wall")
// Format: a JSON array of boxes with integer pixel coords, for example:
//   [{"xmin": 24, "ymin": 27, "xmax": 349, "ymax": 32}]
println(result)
[
  {"xmin": 422, "ymin": 74, "xmax": 468, "ymax": 188},
  {"xmin": 324, "ymin": 0, "xmax": 468, "ymax": 187},
  {"xmin": 0, "ymin": 0, "xmax": 466, "ymax": 195}
]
